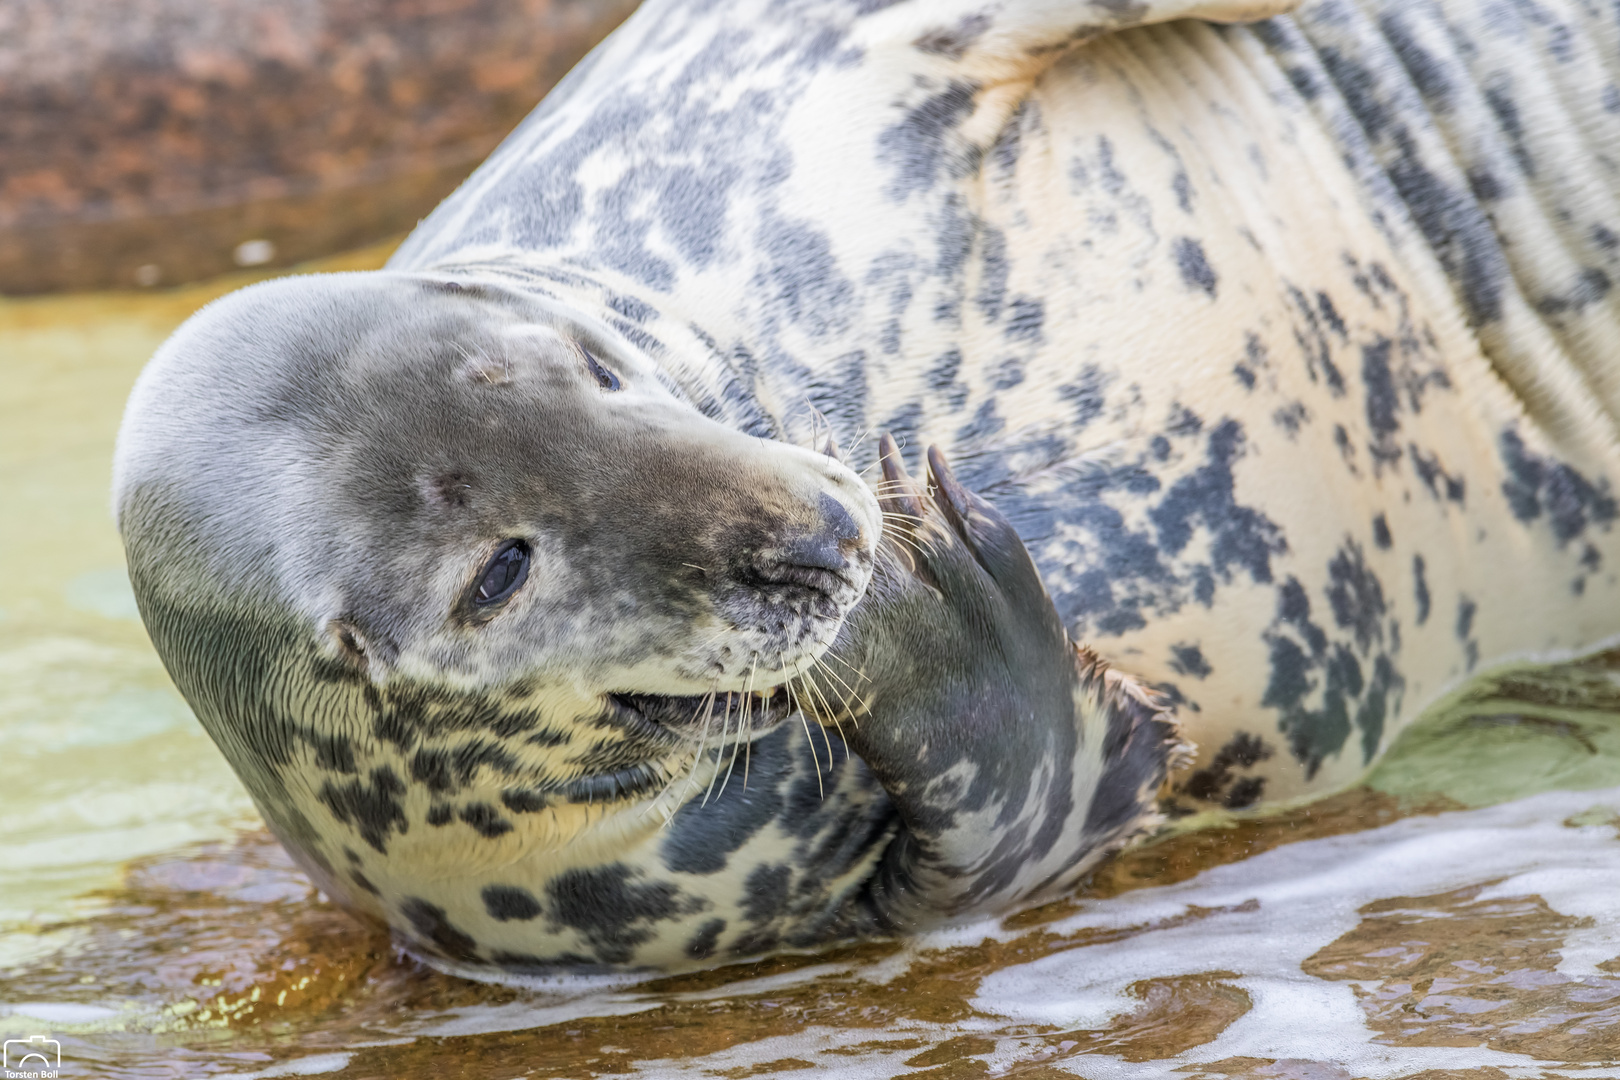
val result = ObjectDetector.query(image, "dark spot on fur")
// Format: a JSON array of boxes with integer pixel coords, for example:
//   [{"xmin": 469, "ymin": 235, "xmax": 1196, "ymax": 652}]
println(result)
[
  {"xmin": 913, "ymin": 13, "xmax": 990, "ymax": 58},
  {"xmin": 411, "ymin": 749, "xmax": 454, "ymax": 794},
  {"xmin": 879, "ymin": 81, "xmax": 979, "ymax": 199},
  {"xmin": 1182, "ymin": 732, "xmax": 1271, "ymax": 803},
  {"xmin": 1412, "ymin": 554, "xmax": 1431, "ymax": 625},
  {"xmin": 1223, "ymin": 776, "xmax": 1265, "ymax": 809},
  {"xmin": 1357, "ymin": 655, "xmax": 1400, "ymax": 761},
  {"xmin": 310, "ymin": 733, "xmax": 356, "ymax": 775},
  {"xmin": 459, "ymin": 802, "xmax": 514, "ymax": 838},
  {"xmin": 483, "ymin": 885, "xmax": 543, "ymax": 922},
  {"xmin": 661, "ymin": 766, "xmax": 784, "ymax": 875},
  {"xmin": 976, "ymin": 230, "xmax": 1008, "ymax": 322},
  {"xmin": 1173, "ymin": 171, "xmax": 1193, "ymax": 214},
  {"xmin": 956, "ymin": 398, "xmax": 1005, "ymax": 445},
  {"xmin": 1172, "ymin": 236, "xmax": 1217, "ymax": 297},
  {"xmin": 992, "ymin": 356, "xmax": 1025, "ymax": 390},
  {"xmin": 1327, "ymin": 540, "xmax": 1386, "ymax": 653},
  {"xmin": 1361, "ymin": 337, "xmax": 1400, "ymax": 465},
  {"xmin": 759, "ymin": 215, "xmax": 855, "ymax": 339},
  {"xmin": 401, "ymin": 898, "xmax": 482, "ymax": 965},
  {"xmin": 1499, "ymin": 428, "xmax": 1618, "ymax": 544},
  {"xmin": 606, "ymin": 293, "xmax": 655, "ymax": 323},
  {"xmin": 318, "ymin": 766, "xmax": 408, "ymax": 854},
  {"xmin": 1379, "ymin": 11, "xmax": 1452, "ymax": 104},
  {"xmin": 1272, "ymin": 402, "xmax": 1308, "ymax": 435},
  {"xmin": 1316, "ymin": 292, "xmax": 1348, "ymax": 339},
  {"xmin": 1372, "ymin": 514, "xmax": 1392, "ymax": 550},
  {"xmin": 1334, "ymin": 424, "xmax": 1355, "ymax": 468},
  {"xmin": 1004, "ymin": 296, "xmax": 1044, "ymax": 342},
  {"xmin": 1468, "ymin": 166, "xmax": 1505, "ymax": 202},
  {"xmin": 686, "ymin": 918, "xmax": 726, "ymax": 960},
  {"xmin": 1410, "ymin": 445, "xmax": 1466, "ymax": 504},
  {"xmin": 501, "ymin": 788, "xmax": 550, "ymax": 814},
  {"xmin": 1167, "ymin": 405, "xmax": 1203, "ymax": 438},
  {"xmin": 1057, "ymin": 365, "xmax": 1110, "ymax": 429},
  {"xmin": 1168, "ymin": 643, "xmax": 1213, "ymax": 679},
  {"xmin": 546, "ymin": 864, "xmax": 682, "ymax": 966},
  {"xmin": 1150, "ymin": 419, "xmax": 1286, "ymax": 586}
]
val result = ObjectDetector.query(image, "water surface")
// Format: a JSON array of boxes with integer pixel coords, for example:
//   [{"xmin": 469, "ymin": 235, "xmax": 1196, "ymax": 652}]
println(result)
[{"xmin": 4, "ymin": 255, "xmax": 1620, "ymax": 1078}]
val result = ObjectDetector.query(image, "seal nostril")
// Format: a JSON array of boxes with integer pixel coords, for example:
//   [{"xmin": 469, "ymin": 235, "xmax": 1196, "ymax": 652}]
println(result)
[
  {"xmin": 779, "ymin": 494, "xmax": 861, "ymax": 575},
  {"xmin": 741, "ymin": 494, "xmax": 865, "ymax": 600},
  {"xmin": 776, "ymin": 534, "xmax": 847, "ymax": 574},
  {"xmin": 819, "ymin": 492, "xmax": 861, "ymax": 544}
]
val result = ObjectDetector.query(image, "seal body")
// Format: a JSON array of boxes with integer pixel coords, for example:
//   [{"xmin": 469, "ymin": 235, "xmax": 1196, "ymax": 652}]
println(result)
[
  {"xmin": 394, "ymin": 0, "xmax": 1620, "ymax": 806},
  {"xmin": 114, "ymin": 0, "xmax": 1620, "ymax": 977}
]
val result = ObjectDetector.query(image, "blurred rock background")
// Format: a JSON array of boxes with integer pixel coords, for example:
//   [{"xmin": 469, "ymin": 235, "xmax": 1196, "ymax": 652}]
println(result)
[{"xmin": 0, "ymin": 0, "xmax": 637, "ymax": 294}]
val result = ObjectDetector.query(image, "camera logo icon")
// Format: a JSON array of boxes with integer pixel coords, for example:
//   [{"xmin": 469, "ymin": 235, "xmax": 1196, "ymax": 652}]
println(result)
[{"xmin": 3, "ymin": 1036, "xmax": 60, "ymax": 1070}]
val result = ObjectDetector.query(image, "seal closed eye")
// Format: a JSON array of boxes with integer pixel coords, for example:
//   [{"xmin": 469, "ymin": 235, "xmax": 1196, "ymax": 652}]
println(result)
[
  {"xmin": 581, "ymin": 346, "xmax": 620, "ymax": 391},
  {"xmin": 472, "ymin": 540, "xmax": 529, "ymax": 607}
]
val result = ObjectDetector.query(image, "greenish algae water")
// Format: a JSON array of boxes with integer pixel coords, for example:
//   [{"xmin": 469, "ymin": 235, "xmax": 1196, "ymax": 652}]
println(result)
[
  {"xmin": 3, "ymin": 253, "xmax": 1620, "ymax": 1078},
  {"xmin": 0, "ymin": 245, "xmax": 395, "ymax": 953}
]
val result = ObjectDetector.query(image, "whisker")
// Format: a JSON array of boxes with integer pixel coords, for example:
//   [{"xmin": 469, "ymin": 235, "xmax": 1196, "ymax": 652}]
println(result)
[
  {"xmin": 809, "ymin": 652, "xmax": 861, "ymax": 701},
  {"xmin": 882, "ymin": 528, "xmax": 930, "ymax": 561},
  {"xmin": 681, "ymin": 684, "xmax": 719, "ymax": 799},
  {"xmin": 800, "ymin": 667, "xmax": 843, "ymax": 760},
  {"xmin": 881, "ymin": 522, "xmax": 929, "ymax": 551},
  {"xmin": 787, "ymin": 653, "xmax": 827, "ymax": 799},
  {"xmin": 816, "ymin": 646, "xmax": 864, "ymax": 675},
  {"xmin": 702, "ymin": 692, "xmax": 734, "ymax": 807},
  {"xmin": 844, "ymin": 425, "xmax": 875, "ymax": 459},
  {"xmin": 717, "ymin": 656, "xmax": 758, "ymax": 801}
]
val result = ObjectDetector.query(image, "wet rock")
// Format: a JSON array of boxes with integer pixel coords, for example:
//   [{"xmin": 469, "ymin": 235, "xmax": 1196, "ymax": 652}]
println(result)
[{"xmin": 0, "ymin": 0, "xmax": 638, "ymax": 294}]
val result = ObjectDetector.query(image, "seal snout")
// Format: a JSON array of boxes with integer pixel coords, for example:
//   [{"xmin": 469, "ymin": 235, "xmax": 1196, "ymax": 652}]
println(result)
[{"xmin": 743, "ymin": 492, "xmax": 867, "ymax": 604}]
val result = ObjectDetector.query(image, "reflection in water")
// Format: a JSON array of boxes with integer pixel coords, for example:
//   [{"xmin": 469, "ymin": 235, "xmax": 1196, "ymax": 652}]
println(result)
[
  {"xmin": 3, "ymin": 254, "xmax": 1620, "ymax": 1077},
  {"xmin": 5, "ymin": 790, "xmax": 1620, "ymax": 1077}
]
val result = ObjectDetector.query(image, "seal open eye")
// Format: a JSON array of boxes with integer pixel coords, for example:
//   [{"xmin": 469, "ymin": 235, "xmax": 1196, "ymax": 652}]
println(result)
[
  {"xmin": 582, "ymin": 347, "xmax": 621, "ymax": 391},
  {"xmin": 474, "ymin": 540, "xmax": 531, "ymax": 606}
]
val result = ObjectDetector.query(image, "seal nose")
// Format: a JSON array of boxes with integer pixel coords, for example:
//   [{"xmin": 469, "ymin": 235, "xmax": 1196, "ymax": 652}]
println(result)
[
  {"xmin": 778, "ymin": 493, "xmax": 862, "ymax": 573},
  {"xmin": 744, "ymin": 494, "xmax": 863, "ymax": 601}
]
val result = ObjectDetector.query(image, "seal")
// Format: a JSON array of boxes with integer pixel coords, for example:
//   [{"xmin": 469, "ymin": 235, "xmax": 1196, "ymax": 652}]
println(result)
[
  {"xmin": 115, "ymin": 0, "xmax": 1620, "ymax": 976},
  {"xmin": 115, "ymin": 271, "xmax": 1177, "ymax": 974}
]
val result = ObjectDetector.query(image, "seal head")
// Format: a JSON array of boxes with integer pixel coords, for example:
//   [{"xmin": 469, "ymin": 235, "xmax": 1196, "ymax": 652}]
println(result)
[{"xmin": 114, "ymin": 271, "xmax": 881, "ymax": 895}]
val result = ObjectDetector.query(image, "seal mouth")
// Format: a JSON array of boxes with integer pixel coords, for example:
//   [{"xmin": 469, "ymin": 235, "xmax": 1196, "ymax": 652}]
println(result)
[
  {"xmin": 608, "ymin": 686, "xmax": 795, "ymax": 734},
  {"xmin": 735, "ymin": 563, "xmax": 855, "ymax": 620}
]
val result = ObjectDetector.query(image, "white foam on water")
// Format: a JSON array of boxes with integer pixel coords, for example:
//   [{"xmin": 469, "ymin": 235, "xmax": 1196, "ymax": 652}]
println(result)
[
  {"xmin": 228, "ymin": 1051, "xmax": 351, "ymax": 1078},
  {"xmin": 572, "ymin": 786, "xmax": 1620, "ymax": 1077},
  {"xmin": 395, "ymin": 994, "xmax": 664, "ymax": 1040},
  {"xmin": 3, "ymin": 1002, "xmax": 120, "ymax": 1024},
  {"xmin": 963, "ymin": 786, "xmax": 1620, "ymax": 1077}
]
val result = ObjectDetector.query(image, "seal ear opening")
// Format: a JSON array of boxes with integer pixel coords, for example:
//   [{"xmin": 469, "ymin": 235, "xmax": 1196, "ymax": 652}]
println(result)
[{"xmin": 327, "ymin": 617, "xmax": 378, "ymax": 676}]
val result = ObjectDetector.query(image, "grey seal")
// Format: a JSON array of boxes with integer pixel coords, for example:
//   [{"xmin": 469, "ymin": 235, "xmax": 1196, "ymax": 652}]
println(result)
[{"xmin": 116, "ymin": 0, "xmax": 1620, "ymax": 975}]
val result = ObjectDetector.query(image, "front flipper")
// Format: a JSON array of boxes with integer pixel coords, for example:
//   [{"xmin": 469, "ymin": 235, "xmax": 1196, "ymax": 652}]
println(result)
[{"xmin": 811, "ymin": 435, "xmax": 1184, "ymax": 931}]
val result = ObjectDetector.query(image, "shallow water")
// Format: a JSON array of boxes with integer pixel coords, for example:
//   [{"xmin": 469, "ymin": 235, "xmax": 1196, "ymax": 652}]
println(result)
[{"xmin": 4, "ymin": 254, "xmax": 1620, "ymax": 1078}]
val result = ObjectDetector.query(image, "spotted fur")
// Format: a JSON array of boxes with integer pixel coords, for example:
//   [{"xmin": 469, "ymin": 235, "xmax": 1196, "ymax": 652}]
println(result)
[{"xmin": 116, "ymin": 0, "xmax": 1620, "ymax": 976}]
